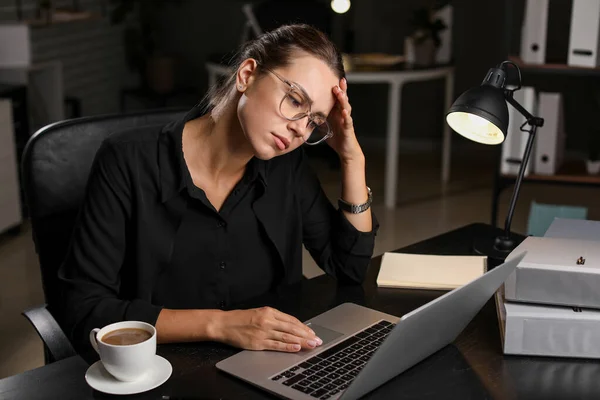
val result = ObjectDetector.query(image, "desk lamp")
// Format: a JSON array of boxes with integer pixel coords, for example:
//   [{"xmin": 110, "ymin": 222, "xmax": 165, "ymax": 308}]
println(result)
[{"xmin": 445, "ymin": 61, "xmax": 544, "ymax": 261}]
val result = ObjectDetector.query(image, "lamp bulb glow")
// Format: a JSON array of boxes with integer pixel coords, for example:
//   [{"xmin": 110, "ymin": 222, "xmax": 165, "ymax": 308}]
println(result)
[{"xmin": 331, "ymin": 0, "xmax": 351, "ymax": 14}]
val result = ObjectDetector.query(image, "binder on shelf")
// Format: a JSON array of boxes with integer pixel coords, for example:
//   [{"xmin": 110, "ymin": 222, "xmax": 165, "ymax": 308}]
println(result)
[
  {"xmin": 534, "ymin": 92, "xmax": 566, "ymax": 175},
  {"xmin": 520, "ymin": 0, "xmax": 549, "ymax": 64},
  {"xmin": 500, "ymin": 86, "xmax": 537, "ymax": 176},
  {"xmin": 568, "ymin": 0, "xmax": 600, "ymax": 68}
]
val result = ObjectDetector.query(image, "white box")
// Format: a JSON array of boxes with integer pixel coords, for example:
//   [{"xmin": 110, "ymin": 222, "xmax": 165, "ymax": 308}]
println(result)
[
  {"xmin": 534, "ymin": 92, "xmax": 566, "ymax": 175},
  {"xmin": 0, "ymin": 24, "xmax": 31, "ymax": 67},
  {"xmin": 504, "ymin": 236, "xmax": 600, "ymax": 309},
  {"xmin": 497, "ymin": 289, "xmax": 600, "ymax": 359},
  {"xmin": 521, "ymin": 0, "xmax": 549, "ymax": 64},
  {"xmin": 568, "ymin": 0, "xmax": 600, "ymax": 68},
  {"xmin": 545, "ymin": 218, "xmax": 600, "ymax": 240},
  {"xmin": 501, "ymin": 86, "xmax": 537, "ymax": 176}
]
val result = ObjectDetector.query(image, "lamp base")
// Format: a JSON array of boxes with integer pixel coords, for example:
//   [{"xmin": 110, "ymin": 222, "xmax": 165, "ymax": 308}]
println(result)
[{"xmin": 473, "ymin": 234, "xmax": 522, "ymax": 264}]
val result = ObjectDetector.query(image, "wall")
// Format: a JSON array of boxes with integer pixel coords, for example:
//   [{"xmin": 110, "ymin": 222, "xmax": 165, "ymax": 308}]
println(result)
[
  {"xmin": 347, "ymin": 0, "xmax": 448, "ymax": 146},
  {"xmin": 0, "ymin": 0, "xmax": 130, "ymax": 118},
  {"xmin": 151, "ymin": 0, "xmax": 250, "ymax": 101},
  {"xmin": 154, "ymin": 0, "xmax": 453, "ymax": 147}
]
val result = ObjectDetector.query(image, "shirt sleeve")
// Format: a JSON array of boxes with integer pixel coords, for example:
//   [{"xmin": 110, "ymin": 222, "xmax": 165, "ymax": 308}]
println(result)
[
  {"xmin": 295, "ymin": 148, "xmax": 379, "ymax": 284},
  {"xmin": 58, "ymin": 140, "xmax": 163, "ymax": 353}
]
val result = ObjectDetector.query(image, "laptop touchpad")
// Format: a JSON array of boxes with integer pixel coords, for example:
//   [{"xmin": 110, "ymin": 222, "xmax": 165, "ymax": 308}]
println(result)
[{"xmin": 306, "ymin": 323, "xmax": 344, "ymax": 346}]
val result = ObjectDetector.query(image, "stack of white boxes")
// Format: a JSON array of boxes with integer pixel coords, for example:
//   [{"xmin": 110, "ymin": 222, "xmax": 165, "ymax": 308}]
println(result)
[{"xmin": 497, "ymin": 218, "xmax": 600, "ymax": 359}]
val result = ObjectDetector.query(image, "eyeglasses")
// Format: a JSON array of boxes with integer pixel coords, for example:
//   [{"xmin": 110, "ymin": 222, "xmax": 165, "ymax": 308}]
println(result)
[{"xmin": 263, "ymin": 68, "xmax": 333, "ymax": 145}]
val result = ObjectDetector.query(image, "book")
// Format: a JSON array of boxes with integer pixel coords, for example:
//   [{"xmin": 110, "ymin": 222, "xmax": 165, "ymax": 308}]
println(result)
[{"xmin": 376, "ymin": 253, "xmax": 488, "ymax": 290}]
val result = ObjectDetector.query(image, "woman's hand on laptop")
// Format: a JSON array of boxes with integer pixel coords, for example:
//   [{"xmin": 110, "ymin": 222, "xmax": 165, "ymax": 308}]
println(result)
[{"xmin": 213, "ymin": 306, "xmax": 323, "ymax": 352}]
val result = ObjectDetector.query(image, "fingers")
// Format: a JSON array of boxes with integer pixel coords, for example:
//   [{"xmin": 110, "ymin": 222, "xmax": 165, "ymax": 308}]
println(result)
[
  {"xmin": 342, "ymin": 109, "xmax": 353, "ymax": 129},
  {"xmin": 263, "ymin": 339, "xmax": 302, "ymax": 353},
  {"xmin": 264, "ymin": 307, "xmax": 323, "ymax": 350},
  {"xmin": 333, "ymin": 82, "xmax": 352, "ymax": 116},
  {"xmin": 272, "ymin": 308, "xmax": 315, "ymax": 335},
  {"xmin": 272, "ymin": 321, "xmax": 323, "ymax": 349},
  {"xmin": 340, "ymin": 77, "xmax": 348, "ymax": 92}
]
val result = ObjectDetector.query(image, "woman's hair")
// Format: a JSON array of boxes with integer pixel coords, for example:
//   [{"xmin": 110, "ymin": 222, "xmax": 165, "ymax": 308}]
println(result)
[{"xmin": 205, "ymin": 24, "xmax": 345, "ymax": 115}]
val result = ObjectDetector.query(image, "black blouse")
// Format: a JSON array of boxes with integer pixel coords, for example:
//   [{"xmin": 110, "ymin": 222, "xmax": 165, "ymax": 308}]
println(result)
[{"xmin": 58, "ymin": 106, "xmax": 379, "ymax": 352}]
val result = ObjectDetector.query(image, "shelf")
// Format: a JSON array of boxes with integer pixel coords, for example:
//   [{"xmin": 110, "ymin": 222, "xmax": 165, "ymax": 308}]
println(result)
[
  {"xmin": 507, "ymin": 56, "xmax": 600, "ymax": 77},
  {"xmin": 500, "ymin": 161, "xmax": 600, "ymax": 185},
  {"xmin": 25, "ymin": 11, "xmax": 101, "ymax": 27}
]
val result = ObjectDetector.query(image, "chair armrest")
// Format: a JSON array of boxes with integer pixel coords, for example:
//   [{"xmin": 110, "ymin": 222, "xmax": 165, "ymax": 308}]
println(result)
[{"xmin": 22, "ymin": 304, "xmax": 76, "ymax": 363}]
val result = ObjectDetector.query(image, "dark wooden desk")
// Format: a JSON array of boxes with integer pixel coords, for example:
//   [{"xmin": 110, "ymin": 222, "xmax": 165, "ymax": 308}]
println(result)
[{"xmin": 3, "ymin": 223, "xmax": 600, "ymax": 400}]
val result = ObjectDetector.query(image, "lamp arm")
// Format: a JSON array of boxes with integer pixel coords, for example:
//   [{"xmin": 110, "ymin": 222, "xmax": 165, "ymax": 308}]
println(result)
[
  {"xmin": 504, "ymin": 91, "xmax": 544, "ymax": 127},
  {"xmin": 502, "ymin": 124, "xmax": 537, "ymax": 241},
  {"xmin": 499, "ymin": 92, "xmax": 544, "ymax": 244}
]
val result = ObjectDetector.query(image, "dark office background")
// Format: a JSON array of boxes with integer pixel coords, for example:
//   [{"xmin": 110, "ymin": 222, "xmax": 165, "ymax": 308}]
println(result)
[{"xmin": 0, "ymin": 0, "xmax": 598, "ymax": 154}]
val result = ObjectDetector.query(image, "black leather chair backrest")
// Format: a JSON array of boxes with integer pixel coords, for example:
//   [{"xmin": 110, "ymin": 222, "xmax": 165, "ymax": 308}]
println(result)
[{"xmin": 21, "ymin": 108, "xmax": 188, "ymax": 323}]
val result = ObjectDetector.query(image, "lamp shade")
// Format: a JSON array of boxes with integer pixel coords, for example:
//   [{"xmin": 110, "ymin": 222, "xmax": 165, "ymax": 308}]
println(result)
[{"xmin": 446, "ymin": 85, "xmax": 509, "ymax": 145}]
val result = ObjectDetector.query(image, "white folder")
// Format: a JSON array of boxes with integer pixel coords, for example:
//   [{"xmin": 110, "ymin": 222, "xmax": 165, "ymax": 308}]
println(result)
[
  {"xmin": 534, "ymin": 92, "xmax": 565, "ymax": 175},
  {"xmin": 568, "ymin": 0, "xmax": 600, "ymax": 68},
  {"xmin": 501, "ymin": 86, "xmax": 537, "ymax": 176},
  {"xmin": 520, "ymin": 0, "xmax": 549, "ymax": 64}
]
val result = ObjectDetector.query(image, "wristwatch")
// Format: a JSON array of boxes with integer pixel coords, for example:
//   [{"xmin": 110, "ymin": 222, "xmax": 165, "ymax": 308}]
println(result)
[{"xmin": 338, "ymin": 187, "xmax": 373, "ymax": 214}]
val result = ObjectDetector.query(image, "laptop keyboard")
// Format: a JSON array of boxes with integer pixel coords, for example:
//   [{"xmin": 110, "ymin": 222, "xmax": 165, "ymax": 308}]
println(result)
[{"xmin": 270, "ymin": 320, "xmax": 395, "ymax": 399}]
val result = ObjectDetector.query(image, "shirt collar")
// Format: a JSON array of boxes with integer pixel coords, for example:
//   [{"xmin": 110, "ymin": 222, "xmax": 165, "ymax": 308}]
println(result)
[
  {"xmin": 246, "ymin": 156, "xmax": 268, "ymax": 187},
  {"xmin": 158, "ymin": 105, "xmax": 268, "ymax": 203}
]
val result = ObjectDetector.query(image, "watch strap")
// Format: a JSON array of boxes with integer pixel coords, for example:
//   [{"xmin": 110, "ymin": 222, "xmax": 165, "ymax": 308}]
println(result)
[{"xmin": 338, "ymin": 187, "xmax": 373, "ymax": 214}]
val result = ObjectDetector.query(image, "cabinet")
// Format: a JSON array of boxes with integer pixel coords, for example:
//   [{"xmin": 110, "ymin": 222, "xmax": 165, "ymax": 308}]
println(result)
[
  {"xmin": 0, "ymin": 99, "xmax": 22, "ymax": 233},
  {"xmin": 491, "ymin": 57, "xmax": 600, "ymax": 227}
]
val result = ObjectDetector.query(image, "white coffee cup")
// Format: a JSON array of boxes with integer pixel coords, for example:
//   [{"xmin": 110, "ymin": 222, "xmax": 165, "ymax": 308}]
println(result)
[{"xmin": 89, "ymin": 321, "xmax": 156, "ymax": 382}]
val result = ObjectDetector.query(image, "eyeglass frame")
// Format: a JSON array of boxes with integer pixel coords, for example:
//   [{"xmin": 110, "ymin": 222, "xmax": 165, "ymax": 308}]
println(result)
[{"xmin": 261, "ymin": 67, "xmax": 333, "ymax": 145}]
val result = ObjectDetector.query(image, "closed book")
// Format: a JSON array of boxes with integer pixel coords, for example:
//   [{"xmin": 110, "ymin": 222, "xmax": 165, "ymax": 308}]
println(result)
[{"xmin": 376, "ymin": 253, "xmax": 487, "ymax": 290}]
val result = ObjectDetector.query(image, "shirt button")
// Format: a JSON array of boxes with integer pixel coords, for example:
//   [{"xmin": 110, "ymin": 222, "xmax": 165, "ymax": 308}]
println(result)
[
  {"xmin": 217, "ymin": 220, "xmax": 226, "ymax": 228},
  {"xmin": 219, "ymin": 301, "xmax": 226, "ymax": 309},
  {"xmin": 219, "ymin": 261, "xmax": 226, "ymax": 270}
]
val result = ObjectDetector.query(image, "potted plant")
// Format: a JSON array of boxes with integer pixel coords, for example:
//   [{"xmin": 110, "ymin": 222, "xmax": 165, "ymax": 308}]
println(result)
[
  {"xmin": 406, "ymin": 4, "xmax": 448, "ymax": 66},
  {"xmin": 35, "ymin": 0, "xmax": 53, "ymax": 24},
  {"xmin": 110, "ymin": 0, "xmax": 183, "ymax": 94},
  {"xmin": 587, "ymin": 131, "xmax": 600, "ymax": 174}
]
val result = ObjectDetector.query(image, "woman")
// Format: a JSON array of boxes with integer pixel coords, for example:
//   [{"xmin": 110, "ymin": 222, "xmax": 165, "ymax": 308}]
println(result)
[{"xmin": 59, "ymin": 24, "xmax": 378, "ymax": 355}]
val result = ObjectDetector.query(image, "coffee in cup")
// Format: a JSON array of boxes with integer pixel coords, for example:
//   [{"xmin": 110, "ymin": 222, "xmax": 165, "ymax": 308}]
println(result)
[
  {"xmin": 101, "ymin": 328, "xmax": 153, "ymax": 346},
  {"xmin": 90, "ymin": 321, "xmax": 156, "ymax": 382}
]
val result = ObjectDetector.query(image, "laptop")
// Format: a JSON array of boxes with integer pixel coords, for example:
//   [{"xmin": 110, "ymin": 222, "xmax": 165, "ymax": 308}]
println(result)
[{"xmin": 216, "ymin": 252, "xmax": 526, "ymax": 400}]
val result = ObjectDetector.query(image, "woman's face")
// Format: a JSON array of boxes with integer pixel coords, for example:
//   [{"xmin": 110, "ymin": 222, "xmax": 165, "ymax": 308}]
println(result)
[{"xmin": 237, "ymin": 53, "xmax": 340, "ymax": 160}]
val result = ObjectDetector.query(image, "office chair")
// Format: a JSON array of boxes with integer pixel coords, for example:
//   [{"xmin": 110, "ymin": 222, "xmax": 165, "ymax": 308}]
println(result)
[{"xmin": 20, "ymin": 107, "xmax": 188, "ymax": 364}]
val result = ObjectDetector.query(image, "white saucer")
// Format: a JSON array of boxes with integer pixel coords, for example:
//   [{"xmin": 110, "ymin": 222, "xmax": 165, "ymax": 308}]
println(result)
[{"xmin": 85, "ymin": 355, "xmax": 172, "ymax": 395}]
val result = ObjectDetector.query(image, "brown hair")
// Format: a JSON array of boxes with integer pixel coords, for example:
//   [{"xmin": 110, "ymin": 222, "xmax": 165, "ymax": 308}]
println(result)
[{"xmin": 205, "ymin": 24, "xmax": 345, "ymax": 114}]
